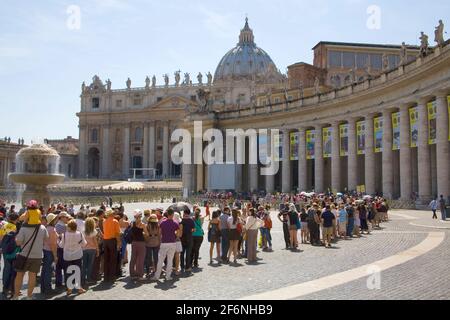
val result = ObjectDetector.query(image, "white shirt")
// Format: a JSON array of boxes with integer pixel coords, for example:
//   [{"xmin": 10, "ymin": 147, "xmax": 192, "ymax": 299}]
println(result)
[
  {"xmin": 245, "ymin": 216, "xmax": 263, "ymax": 230},
  {"xmin": 59, "ymin": 231, "xmax": 87, "ymax": 261},
  {"xmin": 76, "ymin": 219, "xmax": 85, "ymax": 232}
]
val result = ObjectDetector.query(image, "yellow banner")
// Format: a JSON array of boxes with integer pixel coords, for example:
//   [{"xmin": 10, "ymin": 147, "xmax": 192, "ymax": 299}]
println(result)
[
  {"xmin": 339, "ymin": 124, "xmax": 349, "ymax": 156},
  {"xmin": 357, "ymin": 121, "xmax": 365, "ymax": 155},
  {"xmin": 428, "ymin": 101, "xmax": 437, "ymax": 145},
  {"xmin": 392, "ymin": 112, "xmax": 400, "ymax": 150},
  {"xmin": 290, "ymin": 132, "xmax": 299, "ymax": 160},
  {"xmin": 322, "ymin": 127, "xmax": 332, "ymax": 158},
  {"xmin": 374, "ymin": 117, "xmax": 383, "ymax": 153},
  {"xmin": 306, "ymin": 130, "xmax": 315, "ymax": 160},
  {"xmin": 409, "ymin": 107, "xmax": 418, "ymax": 148}
]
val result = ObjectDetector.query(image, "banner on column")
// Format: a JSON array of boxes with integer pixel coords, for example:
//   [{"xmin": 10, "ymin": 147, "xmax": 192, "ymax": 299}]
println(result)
[
  {"xmin": 357, "ymin": 121, "xmax": 365, "ymax": 155},
  {"xmin": 258, "ymin": 134, "xmax": 268, "ymax": 164},
  {"xmin": 290, "ymin": 132, "xmax": 299, "ymax": 160},
  {"xmin": 374, "ymin": 117, "xmax": 383, "ymax": 153},
  {"xmin": 409, "ymin": 107, "xmax": 418, "ymax": 147},
  {"xmin": 339, "ymin": 124, "xmax": 349, "ymax": 156},
  {"xmin": 322, "ymin": 127, "xmax": 332, "ymax": 158},
  {"xmin": 392, "ymin": 112, "xmax": 400, "ymax": 150},
  {"xmin": 427, "ymin": 101, "xmax": 437, "ymax": 145},
  {"xmin": 306, "ymin": 130, "xmax": 315, "ymax": 160},
  {"xmin": 275, "ymin": 132, "xmax": 283, "ymax": 161}
]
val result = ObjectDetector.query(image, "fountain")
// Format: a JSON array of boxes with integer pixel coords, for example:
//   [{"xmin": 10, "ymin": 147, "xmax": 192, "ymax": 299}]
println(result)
[{"xmin": 8, "ymin": 143, "xmax": 65, "ymax": 209}]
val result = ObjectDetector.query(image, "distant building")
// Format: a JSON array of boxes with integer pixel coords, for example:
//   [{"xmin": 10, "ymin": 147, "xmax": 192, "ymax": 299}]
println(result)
[{"xmin": 0, "ymin": 139, "xmax": 25, "ymax": 187}]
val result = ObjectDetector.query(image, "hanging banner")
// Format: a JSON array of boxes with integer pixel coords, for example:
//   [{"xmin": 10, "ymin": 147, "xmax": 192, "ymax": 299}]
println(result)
[
  {"xmin": 290, "ymin": 132, "xmax": 299, "ymax": 160},
  {"xmin": 339, "ymin": 124, "xmax": 349, "ymax": 156},
  {"xmin": 409, "ymin": 107, "xmax": 418, "ymax": 147},
  {"xmin": 306, "ymin": 130, "xmax": 315, "ymax": 160},
  {"xmin": 322, "ymin": 127, "xmax": 332, "ymax": 158},
  {"xmin": 392, "ymin": 112, "xmax": 400, "ymax": 150},
  {"xmin": 374, "ymin": 117, "xmax": 383, "ymax": 153},
  {"xmin": 427, "ymin": 101, "xmax": 437, "ymax": 145},
  {"xmin": 357, "ymin": 121, "xmax": 365, "ymax": 155}
]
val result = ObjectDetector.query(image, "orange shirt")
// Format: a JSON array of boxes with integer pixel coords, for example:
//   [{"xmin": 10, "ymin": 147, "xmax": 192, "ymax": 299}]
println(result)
[{"xmin": 103, "ymin": 216, "xmax": 120, "ymax": 240}]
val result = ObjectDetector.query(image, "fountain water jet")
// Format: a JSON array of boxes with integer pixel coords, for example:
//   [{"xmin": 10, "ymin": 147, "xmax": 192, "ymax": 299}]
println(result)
[{"xmin": 8, "ymin": 143, "xmax": 65, "ymax": 209}]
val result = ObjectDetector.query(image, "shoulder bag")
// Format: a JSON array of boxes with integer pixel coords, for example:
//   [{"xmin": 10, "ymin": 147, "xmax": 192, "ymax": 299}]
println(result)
[{"xmin": 13, "ymin": 225, "xmax": 40, "ymax": 270}]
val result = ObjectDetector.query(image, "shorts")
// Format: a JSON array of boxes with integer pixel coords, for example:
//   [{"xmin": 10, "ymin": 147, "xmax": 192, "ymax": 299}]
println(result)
[
  {"xmin": 338, "ymin": 222, "xmax": 347, "ymax": 233},
  {"xmin": 323, "ymin": 227, "xmax": 333, "ymax": 238},
  {"xmin": 289, "ymin": 225, "xmax": 297, "ymax": 231},
  {"xmin": 15, "ymin": 257, "xmax": 42, "ymax": 274},
  {"xmin": 175, "ymin": 241, "xmax": 182, "ymax": 253},
  {"xmin": 301, "ymin": 223, "xmax": 308, "ymax": 231}
]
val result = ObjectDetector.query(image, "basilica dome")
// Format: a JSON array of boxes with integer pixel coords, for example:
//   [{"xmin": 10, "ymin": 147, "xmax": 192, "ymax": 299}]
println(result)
[{"xmin": 214, "ymin": 19, "xmax": 281, "ymax": 83}]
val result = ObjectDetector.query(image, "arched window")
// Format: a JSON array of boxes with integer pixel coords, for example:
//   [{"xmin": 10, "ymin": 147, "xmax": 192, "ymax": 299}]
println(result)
[
  {"xmin": 91, "ymin": 129, "xmax": 98, "ymax": 143},
  {"xmin": 135, "ymin": 127, "xmax": 143, "ymax": 142}
]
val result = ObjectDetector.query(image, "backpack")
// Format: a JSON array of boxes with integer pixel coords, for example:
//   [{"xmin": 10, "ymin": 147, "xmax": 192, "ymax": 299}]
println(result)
[
  {"xmin": 123, "ymin": 225, "xmax": 133, "ymax": 244},
  {"xmin": 1, "ymin": 231, "xmax": 18, "ymax": 255}
]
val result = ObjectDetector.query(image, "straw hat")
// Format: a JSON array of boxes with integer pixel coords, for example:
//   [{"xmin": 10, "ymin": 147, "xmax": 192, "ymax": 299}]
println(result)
[
  {"xmin": 58, "ymin": 211, "xmax": 71, "ymax": 219},
  {"xmin": 46, "ymin": 213, "xmax": 58, "ymax": 225},
  {"xmin": 149, "ymin": 214, "xmax": 158, "ymax": 223}
]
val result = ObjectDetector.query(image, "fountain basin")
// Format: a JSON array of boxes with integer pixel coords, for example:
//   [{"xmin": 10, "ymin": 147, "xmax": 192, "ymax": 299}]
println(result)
[{"xmin": 9, "ymin": 173, "xmax": 65, "ymax": 186}]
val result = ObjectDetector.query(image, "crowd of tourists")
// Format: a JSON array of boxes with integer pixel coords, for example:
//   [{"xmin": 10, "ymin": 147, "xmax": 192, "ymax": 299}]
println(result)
[{"xmin": 0, "ymin": 190, "xmax": 446, "ymax": 300}]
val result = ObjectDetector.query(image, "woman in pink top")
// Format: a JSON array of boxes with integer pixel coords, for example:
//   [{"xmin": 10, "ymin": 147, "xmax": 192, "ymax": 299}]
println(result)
[{"xmin": 82, "ymin": 217, "xmax": 99, "ymax": 286}]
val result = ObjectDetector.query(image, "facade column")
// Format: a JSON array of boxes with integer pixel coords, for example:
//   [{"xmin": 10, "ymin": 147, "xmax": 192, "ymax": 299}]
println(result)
[
  {"xmin": 417, "ymin": 98, "xmax": 432, "ymax": 201},
  {"xmin": 196, "ymin": 164, "xmax": 204, "ymax": 191},
  {"xmin": 331, "ymin": 122, "xmax": 340, "ymax": 193},
  {"xmin": 78, "ymin": 125, "xmax": 87, "ymax": 178},
  {"xmin": 347, "ymin": 119, "xmax": 357, "ymax": 191},
  {"xmin": 314, "ymin": 125, "xmax": 324, "ymax": 193},
  {"xmin": 399, "ymin": 104, "xmax": 412, "ymax": 200},
  {"xmin": 436, "ymin": 93, "xmax": 450, "ymax": 199},
  {"xmin": 281, "ymin": 129, "xmax": 291, "ymax": 193},
  {"xmin": 123, "ymin": 126, "xmax": 130, "ymax": 179},
  {"xmin": 148, "ymin": 121, "xmax": 156, "ymax": 171},
  {"xmin": 382, "ymin": 110, "xmax": 394, "ymax": 199},
  {"xmin": 101, "ymin": 125, "xmax": 110, "ymax": 179},
  {"xmin": 162, "ymin": 121, "xmax": 169, "ymax": 178},
  {"xmin": 365, "ymin": 114, "xmax": 376, "ymax": 195},
  {"xmin": 143, "ymin": 122, "xmax": 149, "ymax": 176},
  {"xmin": 298, "ymin": 128, "xmax": 307, "ymax": 192},
  {"xmin": 265, "ymin": 131, "xmax": 275, "ymax": 193}
]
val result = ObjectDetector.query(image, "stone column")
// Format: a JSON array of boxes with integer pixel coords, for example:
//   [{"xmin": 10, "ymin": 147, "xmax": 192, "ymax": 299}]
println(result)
[
  {"xmin": 417, "ymin": 98, "xmax": 432, "ymax": 201},
  {"xmin": 196, "ymin": 164, "xmax": 204, "ymax": 191},
  {"xmin": 143, "ymin": 122, "xmax": 149, "ymax": 175},
  {"xmin": 148, "ymin": 121, "xmax": 156, "ymax": 171},
  {"xmin": 382, "ymin": 110, "xmax": 394, "ymax": 199},
  {"xmin": 365, "ymin": 115, "xmax": 375, "ymax": 195},
  {"xmin": 347, "ymin": 119, "xmax": 357, "ymax": 191},
  {"xmin": 331, "ymin": 122, "xmax": 340, "ymax": 193},
  {"xmin": 314, "ymin": 125, "xmax": 324, "ymax": 193},
  {"xmin": 162, "ymin": 121, "xmax": 169, "ymax": 178},
  {"xmin": 249, "ymin": 164, "xmax": 259, "ymax": 192},
  {"xmin": 399, "ymin": 104, "xmax": 412, "ymax": 200},
  {"xmin": 101, "ymin": 125, "xmax": 110, "ymax": 179},
  {"xmin": 78, "ymin": 125, "xmax": 87, "ymax": 178},
  {"xmin": 298, "ymin": 128, "xmax": 307, "ymax": 192},
  {"xmin": 265, "ymin": 131, "xmax": 275, "ymax": 193},
  {"xmin": 436, "ymin": 93, "xmax": 450, "ymax": 199},
  {"xmin": 282, "ymin": 129, "xmax": 291, "ymax": 193},
  {"xmin": 123, "ymin": 126, "xmax": 130, "ymax": 179}
]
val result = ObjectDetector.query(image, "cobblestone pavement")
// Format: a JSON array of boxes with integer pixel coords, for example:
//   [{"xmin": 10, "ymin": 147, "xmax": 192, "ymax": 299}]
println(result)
[{"xmin": 1, "ymin": 204, "xmax": 449, "ymax": 300}]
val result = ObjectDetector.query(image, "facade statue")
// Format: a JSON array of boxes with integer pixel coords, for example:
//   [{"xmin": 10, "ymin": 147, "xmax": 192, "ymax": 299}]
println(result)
[
  {"xmin": 174, "ymin": 71, "xmax": 181, "ymax": 86},
  {"xmin": 419, "ymin": 32, "xmax": 429, "ymax": 57},
  {"xmin": 106, "ymin": 79, "xmax": 112, "ymax": 91},
  {"xmin": 81, "ymin": 81, "xmax": 86, "ymax": 93},
  {"xmin": 145, "ymin": 76, "xmax": 150, "ymax": 88},
  {"xmin": 382, "ymin": 53, "xmax": 389, "ymax": 71},
  {"xmin": 314, "ymin": 77, "xmax": 320, "ymax": 95},
  {"xmin": 196, "ymin": 88, "xmax": 212, "ymax": 113},
  {"xmin": 207, "ymin": 72, "xmax": 213, "ymax": 86},
  {"xmin": 163, "ymin": 74, "xmax": 169, "ymax": 87},
  {"xmin": 184, "ymin": 72, "xmax": 190, "ymax": 86},
  {"xmin": 152, "ymin": 75, "xmax": 156, "ymax": 88},
  {"xmin": 126, "ymin": 77, "xmax": 131, "ymax": 89},
  {"xmin": 434, "ymin": 20, "xmax": 445, "ymax": 46},
  {"xmin": 197, "ymin": 72, "xmax": 203, "ymax": 85},
  {"xmin": 399, "ymin": 42, "xmax": 408, "ymax": 65}
]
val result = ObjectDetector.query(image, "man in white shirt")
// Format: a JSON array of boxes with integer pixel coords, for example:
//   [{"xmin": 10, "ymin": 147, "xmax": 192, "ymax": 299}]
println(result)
[
  {"xmin": 75, "ymin": 211, "xmax": 85, "ymax": 232},
  {"xmin": 429, "ymin": 197, "xmax": 438, "ymax": 219}
]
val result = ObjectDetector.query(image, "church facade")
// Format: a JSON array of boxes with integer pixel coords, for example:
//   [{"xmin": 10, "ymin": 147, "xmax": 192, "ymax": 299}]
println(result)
[{"xmin": 77, "ymin": 19, "xmax": 450, "ymax": 202}]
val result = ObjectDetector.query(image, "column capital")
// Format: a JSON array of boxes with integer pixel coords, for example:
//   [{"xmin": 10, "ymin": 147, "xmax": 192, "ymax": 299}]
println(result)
[
  {"xmin": 399, "ymin": 103, "xmax": 412, "ymax": 112},
  {"xmin": 417, "ymin": 97, "xmax": 431, "ymax": 105}
]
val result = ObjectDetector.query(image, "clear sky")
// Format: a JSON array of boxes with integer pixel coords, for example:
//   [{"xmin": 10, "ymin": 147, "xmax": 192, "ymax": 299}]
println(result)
[{"xmin": 1, "ymin": 0, "xmax": 449, "ymax": 144}]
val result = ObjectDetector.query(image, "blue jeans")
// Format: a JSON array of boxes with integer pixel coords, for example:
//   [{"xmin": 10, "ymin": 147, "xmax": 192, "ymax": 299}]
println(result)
[
  {"xmin": 220, "ymin": 230, "xmax": 229, "ymax": 260},
  {"xmin": 2, "ymin": 254, "xmax": 15, "ymax": 293},
  {"xmin": 55, "ymin": 247, "xmax": 66, "ymax": 287},
  {"xmin": 145, "ymin": 246, "xmax": 159, "ymax": 274},
  {"xmin": 82, "ymin": 249, "xmax": 97, "ymax": 283},
  {"xmin": 347, "ymin": 218, "xmax": 354, "ymax": 236},
  {"xmin": 40, "ymin": 250, "xmax": 54, "ymax": 293},
  {"xmin": 260, "ymin": 228, "xmax": 272, "ymax": 247}
]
